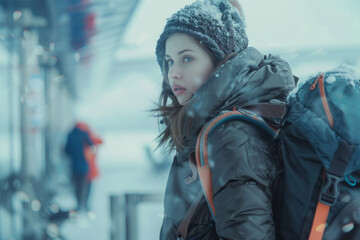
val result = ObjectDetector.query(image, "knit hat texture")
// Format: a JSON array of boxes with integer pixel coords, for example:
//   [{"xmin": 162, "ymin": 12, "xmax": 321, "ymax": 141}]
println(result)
[{"xmin": 155, "ymin": 0, "xmax": 248, "ymax": 68}]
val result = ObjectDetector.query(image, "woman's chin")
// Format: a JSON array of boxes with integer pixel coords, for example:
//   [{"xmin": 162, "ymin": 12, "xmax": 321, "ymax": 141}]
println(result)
[
  {"xmin": 176, "ymin": 97, "xmax": 185, "ymax": 105},
  {"xmin": 177, "ymin": 94, "xmax": 195, "ymax": 106}
]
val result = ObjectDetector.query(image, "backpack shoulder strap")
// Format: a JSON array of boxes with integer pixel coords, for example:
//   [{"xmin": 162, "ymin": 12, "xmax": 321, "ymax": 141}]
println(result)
[
  {"xmin": 242, "ymin": 102, "xmax": 287, "ymax": 128},
  {"xmin": 195, "ymin": 108, "xmax": 279, "ymax": 221},
  {"xmin": 309, "ymin": 139, "xmax": 355, "ymax": 240},
  {"xmin": 177, "ymin": 191, "xmax": 203, "ymax": 239},
  {"xmin": 306, "ymin": 74, "xmax": 355, "ymax": 240}
]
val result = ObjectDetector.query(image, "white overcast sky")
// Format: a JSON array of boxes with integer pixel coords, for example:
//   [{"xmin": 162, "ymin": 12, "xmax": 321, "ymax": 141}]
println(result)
[{"xmin": 116, "ymin": 0, "xmax": 360, "ymax": 60}]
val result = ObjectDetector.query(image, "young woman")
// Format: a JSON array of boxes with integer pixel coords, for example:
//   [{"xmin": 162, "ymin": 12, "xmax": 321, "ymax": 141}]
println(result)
[{"xmin": 154, "ymin": 0, "xmax": 295, "ymax": 239}]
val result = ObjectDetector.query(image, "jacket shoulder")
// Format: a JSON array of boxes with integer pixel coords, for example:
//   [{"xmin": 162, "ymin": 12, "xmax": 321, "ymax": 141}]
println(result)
[{"xmin": 206, "ymin": 119, "xmax": 277, "ymax": 188}]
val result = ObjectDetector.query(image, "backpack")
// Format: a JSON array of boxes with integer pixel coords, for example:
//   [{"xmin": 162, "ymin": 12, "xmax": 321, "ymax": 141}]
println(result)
[
  {"xmin": 177, "ymin": 65, "xmax": 360, "ymax": 240},
  {"xmin": 274, "ymin": 67, "xmax": 360, "ymax": 240}
]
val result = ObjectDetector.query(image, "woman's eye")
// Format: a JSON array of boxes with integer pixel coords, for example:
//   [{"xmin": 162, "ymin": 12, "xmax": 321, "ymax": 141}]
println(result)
[
  {"xmin": 184, "ymin": 57, "xmax": 192, "ymax": 63},
  {"xmin": 167, "ymin": 59, "xmax": 174, "ymax": 66}
]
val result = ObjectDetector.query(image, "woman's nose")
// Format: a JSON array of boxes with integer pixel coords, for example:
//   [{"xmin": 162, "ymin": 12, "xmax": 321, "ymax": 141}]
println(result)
[{"xmin": 168, "ymin": 64, "xmax": 182, "ymax": 80}]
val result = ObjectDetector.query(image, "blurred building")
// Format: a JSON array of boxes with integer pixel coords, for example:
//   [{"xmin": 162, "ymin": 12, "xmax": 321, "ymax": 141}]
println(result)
[{"xmin": 0, "ymin": 0, "xmax": 140, "ymax": 239}]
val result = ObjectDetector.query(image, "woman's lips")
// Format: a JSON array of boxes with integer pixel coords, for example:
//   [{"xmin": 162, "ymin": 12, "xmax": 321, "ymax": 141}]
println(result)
[{"xmin": 172, "ymin": 84, "xmax": 186, "ymax": 96}]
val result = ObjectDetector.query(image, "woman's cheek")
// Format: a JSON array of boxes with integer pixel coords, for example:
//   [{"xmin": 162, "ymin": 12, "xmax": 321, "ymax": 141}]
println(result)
[{"xmin": 192, "ymin": 76, "xmax": 205, "ymax": 92}]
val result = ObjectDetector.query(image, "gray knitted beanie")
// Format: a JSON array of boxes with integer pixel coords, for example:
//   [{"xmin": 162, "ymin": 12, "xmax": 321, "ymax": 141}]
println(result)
[{"xmin": 155, "ymin": 0, "xmax": 248, "ymax": 69}]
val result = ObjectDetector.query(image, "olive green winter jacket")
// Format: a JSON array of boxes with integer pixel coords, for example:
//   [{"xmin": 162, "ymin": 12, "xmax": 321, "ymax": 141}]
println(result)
[{"xmin": 160, "ymin": 47, "xmax": 295, "ymax": 240}]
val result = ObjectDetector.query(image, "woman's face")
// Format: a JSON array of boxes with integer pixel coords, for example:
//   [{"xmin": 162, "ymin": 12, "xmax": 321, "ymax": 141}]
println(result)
[{"xmin": 165, "ymin": 33, "xmax": 215, "ymax": 105}]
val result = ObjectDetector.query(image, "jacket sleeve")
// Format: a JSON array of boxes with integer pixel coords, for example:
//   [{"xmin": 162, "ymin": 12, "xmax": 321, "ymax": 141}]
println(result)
[
  {"xmin": 82, "ymin": 131, "xmax": 94, "ymax": 146},
  {"xmin": 206, "ymin": 120, "xmax": 276, "ymax": 240}
]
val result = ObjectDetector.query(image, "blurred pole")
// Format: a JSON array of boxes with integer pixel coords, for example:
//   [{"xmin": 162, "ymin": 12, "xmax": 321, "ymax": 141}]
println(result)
[
  {"xmin": 43, "ymin": 53, "xmax": 52, "ymax": 178},
  {"xmin": 7, "ymin": 0, "xmax": 15, "ymax": 177},
  {"xmin": 125, "ymin": 194, "xmax": 138, "ymax": 240},
  {"xmin": 16, "ymin": 8, "xmax": 47, "ymax": 239},
  {"xmin": 6, "ymin": 0, "xmax": 17, "ymax": 237},
  {"xmin": 19, "ymin": 27, "xmax": 29, "ymax": 178},
  {"xmin": 110, "ymin": 195, "xmax": 126, "ymax": 240},
  {"xmin": 40, "ymin": 37, "xmax": 59, "ymax": 183},
  {"xmin": 110, "ymin": 193, "xmax": 163, "ymax": 240},
  {"xmin": 17, "ymin": 8, "xmax": 47, "ymax": 178},
  {"xmin": 18, "ymin": 24, "xmax": 33, "ymax": 240}
]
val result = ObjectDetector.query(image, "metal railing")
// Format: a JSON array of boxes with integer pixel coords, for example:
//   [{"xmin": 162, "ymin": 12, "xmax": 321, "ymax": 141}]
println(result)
[{"xmin": 110, "ymin": 193, "xmax": 163, "ymax": 240}]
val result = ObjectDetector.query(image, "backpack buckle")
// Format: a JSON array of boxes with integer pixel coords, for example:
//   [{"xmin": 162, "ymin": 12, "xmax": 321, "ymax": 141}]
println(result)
[{"xmin": 319, "ymin": 173, "xmax": 341, "ymax": 206}]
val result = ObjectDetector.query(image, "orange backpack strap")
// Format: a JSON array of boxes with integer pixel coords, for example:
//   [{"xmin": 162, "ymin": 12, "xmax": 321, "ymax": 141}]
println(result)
[
  {"xmin": 307, "ymin": 74, "xmax": 355, "ymax": 240},
  {"xmin": 308, "ymin": 202, "xmax": 331, "ymax": 240},
  {"xmin": 195, "ymin": 108, "xmax": 279, "ymax": 221},
  {"xmin": 308, "ymin": 140, "xmax": 354, "ymax": 240}
]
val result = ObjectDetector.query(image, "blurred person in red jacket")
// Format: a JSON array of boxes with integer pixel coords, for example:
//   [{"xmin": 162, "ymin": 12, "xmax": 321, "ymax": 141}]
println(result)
[{"xmin": 65, "ymin": 122, "xmax": 103, "ymax": 212}]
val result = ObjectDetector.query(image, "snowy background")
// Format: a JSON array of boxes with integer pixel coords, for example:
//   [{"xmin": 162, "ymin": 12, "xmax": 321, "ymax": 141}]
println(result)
[
  {"xmin": 76, "ymin": 0, "xmax": 360, "ymax": 167},
  {"xmin": 0, "ymin": 0, "xmax": 359, "ymax": 239},
  {"xmin": 64, "ymin": 0, "xmax": 360, "ymax": 239}
]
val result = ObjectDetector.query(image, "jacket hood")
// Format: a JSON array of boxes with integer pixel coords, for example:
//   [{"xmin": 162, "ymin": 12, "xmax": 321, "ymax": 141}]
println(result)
[{"xmin": 183, "ymin": 47, "xmax": 295, "ymax": 141}]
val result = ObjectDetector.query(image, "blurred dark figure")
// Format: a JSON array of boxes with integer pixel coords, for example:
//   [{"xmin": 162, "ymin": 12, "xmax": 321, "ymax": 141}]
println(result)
[
  {"xmin": 65, "ymin": 122, "xmax": 103, "ymax": 212},
  {"xmin": 77, "ymin": 122, "xmax": 103, "ymax": 191}
]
